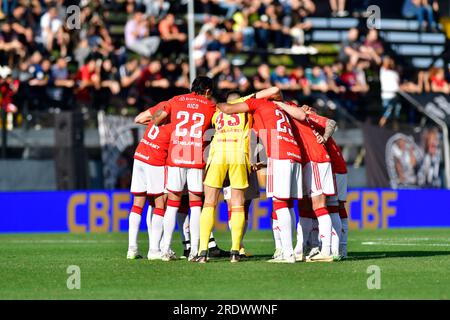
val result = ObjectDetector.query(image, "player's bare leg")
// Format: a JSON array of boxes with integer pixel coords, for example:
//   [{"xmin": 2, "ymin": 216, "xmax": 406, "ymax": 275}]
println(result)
[
  {"xmin": 161, "ymin": 192, "xmax": 181, "ymax": 261},
  {"xmin": 148, "ymin": 194, "xmax": 166, "ymax": 260},
  {"xmin": 127, "ymin": 195, "xmax": 147, "ymax": 259},
  {"xmin": 198, "ymin": 185, "xmax": 221, "ymax": 262}
]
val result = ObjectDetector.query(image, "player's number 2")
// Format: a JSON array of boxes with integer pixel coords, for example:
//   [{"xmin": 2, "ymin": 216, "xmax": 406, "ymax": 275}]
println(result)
[
  {"xmin": 275, "ymin": 109, "xmax": 293, "ymax": 137},
  {"xmin": 175, "ymin": 111, "xmax": 205, "ymax": 138}
]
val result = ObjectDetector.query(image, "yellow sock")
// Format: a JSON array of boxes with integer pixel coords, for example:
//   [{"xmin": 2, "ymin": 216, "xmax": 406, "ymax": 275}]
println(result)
[
  {"xmin": 230, "ymin": 206, "xmax": 245, "ymax": 252},
  {"xmin": 199, "ymin": 205, "xmax": 215, "ymax": 253}
]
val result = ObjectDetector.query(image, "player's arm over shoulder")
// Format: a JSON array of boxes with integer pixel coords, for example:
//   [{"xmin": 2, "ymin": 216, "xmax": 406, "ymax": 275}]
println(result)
[
  {"xmin": 217, "ymin": 101, "xmax": 250, "ymax": 115},
  {"xmin": 254, "ymin": 86, "xmax": 282, "ymax": 100},
  {"xmin": 134, "ymin": 101, "xmax": 167, "ymax": 125},
  {"xmin": 274, "ymin": 101, "xmax": 306, "ymax": 121}
]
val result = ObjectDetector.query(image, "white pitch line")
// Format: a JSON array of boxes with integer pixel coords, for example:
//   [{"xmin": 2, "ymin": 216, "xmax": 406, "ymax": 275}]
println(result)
[
  {"xmin": 4, "ymin": 238, "xmax": 275, "ymax": 244},
  {"xmin": 362, "ymin": 242, "xmax": 450, "ymax": 247},
  {"xmin": 4, "ymin": 240, "xmax": 121, "ymax": 244},
  {"xmin": 363, "ymin": 237, "xmax": 450, "ymax": 242}
]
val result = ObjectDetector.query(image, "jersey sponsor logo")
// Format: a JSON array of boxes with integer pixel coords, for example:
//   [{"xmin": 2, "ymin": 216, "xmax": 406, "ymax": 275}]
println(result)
[
  {"xmin": 286, "ymin": 152, "xmax": 301, "ymax": 161},
  {"xmin": 134, "ymin": 152, "xmax": 150, "ymax": 160},
  {"xmin": 140, "ymin": 138, "xmax": 161, "ymax": 150}
]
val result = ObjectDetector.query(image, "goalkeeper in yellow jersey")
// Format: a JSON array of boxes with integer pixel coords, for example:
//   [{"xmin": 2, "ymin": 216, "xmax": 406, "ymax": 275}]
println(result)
[{"xmin": 197, "ymin": 86, "xmax": 281, "ymax": 263}]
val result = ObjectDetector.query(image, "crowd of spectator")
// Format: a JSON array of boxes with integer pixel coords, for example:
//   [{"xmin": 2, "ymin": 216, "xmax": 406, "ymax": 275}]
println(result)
[{"xmin": 0, "ymin": 0, "xmax": 447, "ymax": 130}]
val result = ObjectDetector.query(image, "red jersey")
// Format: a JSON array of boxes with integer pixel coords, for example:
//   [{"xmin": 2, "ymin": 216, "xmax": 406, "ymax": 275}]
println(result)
[
  {"xmin": 283, "ymin": 102, "xmax": 330, "ymax": 164},
  {"xmin": 245, "ymin": 98, "xmax": 301, "ymax": 162},
  {"xmin": 163, "ymin": 93, "xmax": 216, "ymax": 168},
  {"xmin": 134, "ymin": 102, "xmax": 171, "ymax": 166},
  {"xmin": 306, "ymin": 112, "xmax": 348, "ymax": 174}
]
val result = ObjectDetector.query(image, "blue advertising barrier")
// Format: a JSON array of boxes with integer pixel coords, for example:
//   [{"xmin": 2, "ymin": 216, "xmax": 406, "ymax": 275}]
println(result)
[{"xmin": 0, "ymin": 189, "xmax": 449, "ymax": 233}]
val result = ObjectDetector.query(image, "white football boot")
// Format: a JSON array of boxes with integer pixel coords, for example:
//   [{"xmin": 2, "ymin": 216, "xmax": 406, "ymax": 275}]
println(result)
[{"xmin": 147, "ymin": 250, "xmax": 162, "ymax": 260}]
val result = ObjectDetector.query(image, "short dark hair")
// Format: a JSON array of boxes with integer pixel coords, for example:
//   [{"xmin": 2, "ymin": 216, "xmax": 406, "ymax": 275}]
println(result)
[
  {"xmin": 225, "ymin": 90, "xmax": 241, "ymax": 100},
  {"xmin": 191, "ymin": 76, "xmax": 214, "ymax": 95}
]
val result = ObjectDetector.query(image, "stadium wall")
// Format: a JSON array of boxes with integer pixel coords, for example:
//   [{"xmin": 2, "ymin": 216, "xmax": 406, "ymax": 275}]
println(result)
[{"xmin": 1, "ymin": 189, "xmax": 449, "ymax": 233}]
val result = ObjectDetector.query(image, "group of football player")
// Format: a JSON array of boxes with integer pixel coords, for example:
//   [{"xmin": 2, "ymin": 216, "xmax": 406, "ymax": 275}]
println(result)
[{"xmin": 127, "ymin": 76, "xmax": 349, "ymax": 264}]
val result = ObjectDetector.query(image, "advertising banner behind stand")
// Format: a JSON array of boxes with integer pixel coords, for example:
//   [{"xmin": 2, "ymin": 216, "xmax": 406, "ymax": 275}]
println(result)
[{"xmin": 362, "ymin": 123, "xmax": 443, "ymax": 189}]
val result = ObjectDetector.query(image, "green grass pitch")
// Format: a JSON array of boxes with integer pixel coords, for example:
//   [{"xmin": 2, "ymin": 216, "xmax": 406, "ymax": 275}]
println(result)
[{"xmin": 1, "ymin": 229, "xmax": 449, "ymax": 299}]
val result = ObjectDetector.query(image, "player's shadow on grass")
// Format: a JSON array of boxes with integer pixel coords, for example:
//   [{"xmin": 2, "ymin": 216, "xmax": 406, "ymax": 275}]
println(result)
[{"xmin": 348, "ymin": 251, "xmax": 450, "ymax": 260}]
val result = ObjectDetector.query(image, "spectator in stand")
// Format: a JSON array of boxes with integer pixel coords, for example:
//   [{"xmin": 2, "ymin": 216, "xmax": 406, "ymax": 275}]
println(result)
[
  {"xmin": 361, "ymin": 29, "xmax": 383, "ymax": 65},
  {"xmin": 252, "ymin": 63, "xmax": 271, "ymax": 90},
  {"xmin": 287, "ymin": 0, "xmax": 314, "ymax": 52},
  {"xmin": 193, "ymin": 29, "xmax": 210, "ymax": 68},
  {"xmin": 175, "ymin": 61, "xmax": 190, "ymax": 88},
  {"xmin": 119, "ymin": 58, "xmax": 141, "ymax": 106},
  {"xmin": 306, "ymin": 66, "xmax": 328, "ymax": 92},
  {"xmin": 74, "ymin": 57, "xmax": 99, "ymax": 106},
  {"xmin": 158, "ymin": 13, "xmax": 187, "ymax": 57},
  {"xmin": 232, "ymin": 65, "xmax": 250, "ymax": 93},
  {"xmin": 140, "ymin": 60, "xmax": 169, "ymax": 89},
  {"xmin": 10, "ymin": 5, "xmax": 34, "ymax": 50},
  {"xmin": 137, "ymin": 60, "xmax": 169, "ymax": 107},
  {"xmin": 339, "ymin": 28, "xmax": 362, "ymax": 66},
  {"xmin": 216, "ymin": 59, "xmax": 238, "ymax": 90},
  {"xmin": 429, "ymin": 67, "xmax": 449, "ymax": 94},
  {"xmin": 124, "ymin": 10, "xmax": 160, "ymax": 58},
  {"xmin": 139, "ymin": 0, "xmax": 170, "ymax": 18},
  {"xmin": 205, "ymin": 30, "xmax": 225, "ymax": 69},
  {"xmin": 0, "ymin": 21, "xmax": 25, "ymax": 64},
  {"xmin": 218, "ymin": 0, "xmax": 242, "ymax": 19},
  {"xmin": 403, "ymin": 0, "xmax": 438, "ymax": 32},
  {"xmin": 40, "ymin": 5, "xmax": 63, "ymax": 53},
  {"xmin": 330, "ymin": 0, "xmax": 348, "ymax": 17},
  {"xmin": 379, "ymin": 56, "xmax": 401, "ymax": 127},
  {"xmin": 0, "ymin": 0, "xmax": 17, "ymax": 18},
  {"xmin": 47, "ymin": 57, "xmax": 74, "ymax": 110},
  {"xmin": 96, "ymin": 58, "xmax": 121, "ymax": 110},
  {"xmin": 86, "ymin": 16, "xmax": 115, "ymax": 58},
  {"xmin": 306, "ymin": 65, "xmax": 337, "ymax": 111},
  {"xmin": 401, "ymin": 70, "xmax": 428, "ymax": 94},
  {"xmin": 270, "ymin": 65, "xmax": 290, "ymax": 89},
  {"xmin": 339, "ymin": 61, "xmax": 369, "ymax": 114},
  {"xmin": 289, "ymin": 65, "xmax": 310, "ymax": 95},
  {"xmin": 231, "ymin": 7, "xmax": 255, "ymax": 50}
]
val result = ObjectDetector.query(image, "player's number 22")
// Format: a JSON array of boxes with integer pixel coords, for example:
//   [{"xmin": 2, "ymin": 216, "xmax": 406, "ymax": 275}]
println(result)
[{"xmin": 175, "ymin": 111, "xmax": 205, "ymax": 138}]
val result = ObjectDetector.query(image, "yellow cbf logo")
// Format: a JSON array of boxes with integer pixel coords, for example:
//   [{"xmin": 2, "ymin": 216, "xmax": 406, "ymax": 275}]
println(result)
[
  {"xmin": 346, "ymin": 191, "xmax": 397, "ymax": 229},
  {"xmin": 67, "ymin": 192, "xmax": 131, "ymax": 233}
]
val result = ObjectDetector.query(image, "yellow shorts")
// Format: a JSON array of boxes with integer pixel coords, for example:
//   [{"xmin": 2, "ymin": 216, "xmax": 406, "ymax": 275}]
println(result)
[{"xmin": 204, "ymin": 151, "xmax": 249, "ymax": 189}]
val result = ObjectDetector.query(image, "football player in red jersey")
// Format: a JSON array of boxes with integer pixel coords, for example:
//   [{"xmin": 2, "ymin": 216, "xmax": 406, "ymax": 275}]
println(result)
[
  {"xmin": 218, "ymin": 91, "xmax": 305, "ymax": 263},
  {"xmin": 274, "ymin": 101, "xmax": 339, "ymax": 262},
  {"xmin": 127, "ymin": 101, "xmax": 172, "ymax": 260},
  {"xmin": 302, "ymin": 106, "xmax": 349, "ymax": 258},
  {"xmin": 151, "ymin": 76, "xmax": 216, "ymax": 261}
]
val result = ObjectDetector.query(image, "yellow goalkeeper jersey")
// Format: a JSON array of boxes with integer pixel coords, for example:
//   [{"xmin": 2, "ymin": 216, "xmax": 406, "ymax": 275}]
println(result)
[{"xmin": 209, "ymin": 94, "xmax": 253, "ymax": 156}]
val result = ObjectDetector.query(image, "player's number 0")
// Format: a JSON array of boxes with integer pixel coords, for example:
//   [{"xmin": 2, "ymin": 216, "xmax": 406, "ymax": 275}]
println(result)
[{"xmin": 147, "ymin": 125, "xmax": 159, "ymax": 140}]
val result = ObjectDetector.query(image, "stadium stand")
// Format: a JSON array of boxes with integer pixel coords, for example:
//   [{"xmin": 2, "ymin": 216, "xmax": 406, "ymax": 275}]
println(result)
[{"xmin": 0, "ymin": 0, "xmax": 449, "ymax": 190}]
